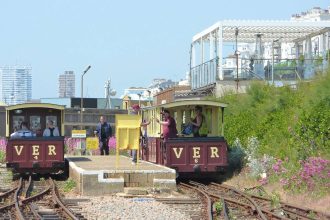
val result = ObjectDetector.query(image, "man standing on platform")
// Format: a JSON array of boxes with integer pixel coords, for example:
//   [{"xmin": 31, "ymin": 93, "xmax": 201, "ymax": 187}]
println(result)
[
  {"xmin": 96, "ymin": 116, "xmax": 112, "ymax": 155},
  {"xmin": 130, "ymin": 104, "xmax": 150, "ymax": 165}
]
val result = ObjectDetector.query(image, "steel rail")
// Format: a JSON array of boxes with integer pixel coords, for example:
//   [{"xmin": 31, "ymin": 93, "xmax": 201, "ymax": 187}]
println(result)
[
  {"xmin": 0, "ymin": 200, "xmax": 15, "ymax": 212},
  {"xmin": 20, "ymin": 185, "xmax": 51, "ymax": 205},
  {"xmin": 222, "ymin": 198, "xmax": 230, "ymax": 220},
  {"xmin": 210, "ymin": 183, "xmax": 287, "ymax": 219},
  {"xmin": 23, "ymin": 176, "xmax": 43, "ymax": 220},
  {"xmin": 249, "ymin": 193, "xmax": 330, "ymax": 220},
  {"xmin": 0, "ymin": 187, "xmax": 18, "ymax": 203},
  {"xmin": 14, "ymin": 177, "xmax": 25, "ymax": 220},
  {"xmin": 49, "ymin": 178, "xmax": 79, "ymax": 220},
  {"xmin": 190, "ymin": 181, "xmax": 285, "ymax": 220},
  {"xmin": 28, "ymin": 203, "xmax": 42, "ymax": 220},
  {"xmin": 179, "ymin": 182, "xmax": 213, "ymax": 220},
  {"xmin": 0, "ymin": 176, "xmax": 51, "ymax": 219},
  {"xmin": 23, "ymin": 176, "xmax": 32, "ymax": 199},
  {"xmin": 211, "ymin": 182, "xmax": 268, "ymax": 220}
]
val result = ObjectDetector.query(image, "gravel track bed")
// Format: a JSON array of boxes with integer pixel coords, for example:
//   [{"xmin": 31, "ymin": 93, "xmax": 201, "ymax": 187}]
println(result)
[{"xmin": 77, "ymin": 196, "xmax": 191, "ymax": 220}]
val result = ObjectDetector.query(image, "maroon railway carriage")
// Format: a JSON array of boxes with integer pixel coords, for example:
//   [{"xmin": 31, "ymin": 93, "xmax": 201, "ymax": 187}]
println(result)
[
  {"xmin": 6, "ymin": 137, "xmax": 65, "ymax": 173},
  {"xmin": 140, "ymin": 100, "xmax": 228, "ymax": 175},
  {"xmin": 5, "ymin": 103, "xmax": 66, "ymax": 174}
]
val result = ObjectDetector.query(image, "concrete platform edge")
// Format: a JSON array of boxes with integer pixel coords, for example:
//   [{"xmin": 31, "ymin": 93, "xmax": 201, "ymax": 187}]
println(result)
[
  {"xmin": 66, "ymin": 156, "xmax": 177, "ymax": 195},
  {"xmin": 67, "ymin": 157, "xmax": 124, "ymax": 196}
]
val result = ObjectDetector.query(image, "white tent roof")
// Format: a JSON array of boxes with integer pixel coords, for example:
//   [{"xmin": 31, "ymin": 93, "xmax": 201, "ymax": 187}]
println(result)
[{"xmin": 193, "ymin": 20, "xmax": 330, "ymax": 43}]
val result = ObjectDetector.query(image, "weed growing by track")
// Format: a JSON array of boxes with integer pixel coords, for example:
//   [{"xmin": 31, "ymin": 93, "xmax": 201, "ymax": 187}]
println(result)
[
  {"xmin": 214, "ymin": 200, "xmax": 223, "ymax": 215},
  {"xmin": 63, "ymin": 179, "xmax": 76, "ymax": 193}
]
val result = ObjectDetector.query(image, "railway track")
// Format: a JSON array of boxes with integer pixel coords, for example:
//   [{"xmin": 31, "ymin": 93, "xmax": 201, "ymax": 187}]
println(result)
[
  {"xmin": 172, "ymin": 182, "xmax": 213, "ymax": 220},
  {"xmin": 181, "ymin": 181, "xmax": 330, "ymax": 220},
  {"xmin": 241, "ymin": 185, "xmax": 330, "ymax": 220},
  {"xmin": 0, "ymin": 184, "xmax": 18, "ymax": 208},
  {"xmin": 0, "ymin": 176, "xmax": 87, "ymax": 220}
]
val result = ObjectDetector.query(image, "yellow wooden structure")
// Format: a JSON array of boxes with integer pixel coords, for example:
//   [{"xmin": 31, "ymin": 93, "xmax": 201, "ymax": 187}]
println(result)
[
  {"xmin": 142, "ymin": 100, "xmax": 227, "ymax": 138},
  {"xmin": 115, "ymin": 114, "xmax": 141, "ymax": 150},
  {"xmin": 115, "ymin": 114, "xmax": 141, "ymax": 167}
]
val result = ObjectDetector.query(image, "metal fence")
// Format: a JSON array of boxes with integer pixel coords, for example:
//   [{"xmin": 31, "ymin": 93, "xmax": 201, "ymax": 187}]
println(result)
[
  {"xmin": 191, "ymin": 58, "xmax": 218, "ymax": 90},
  {"xmin": 191, "ymin": 56, "xmax": 328, "ymax": 90}
]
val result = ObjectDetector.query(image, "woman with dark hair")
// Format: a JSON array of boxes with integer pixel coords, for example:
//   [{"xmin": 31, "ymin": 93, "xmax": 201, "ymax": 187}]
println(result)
[
  {"xmin": 155, "ymin": 109, "xmax": 177, "ymax": 141},
  {"xmin": 191, "ymin": 106, "xmax": 208, "ymax": 137}
]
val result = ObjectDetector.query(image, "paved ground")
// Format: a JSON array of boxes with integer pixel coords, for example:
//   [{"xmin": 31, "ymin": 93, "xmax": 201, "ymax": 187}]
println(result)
[{"xmin": 67, "ymin": 155, "xmax": 171, "ymax": 171}]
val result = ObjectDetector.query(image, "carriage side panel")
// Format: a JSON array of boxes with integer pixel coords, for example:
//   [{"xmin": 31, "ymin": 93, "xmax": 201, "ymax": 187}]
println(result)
[
  {"xmin": 6, "ymin": 137, "xmax": 65, "ymax": 173},
  {"xmin": 165, "ymin": 137, "xmax": 228, "ymax": 173}
]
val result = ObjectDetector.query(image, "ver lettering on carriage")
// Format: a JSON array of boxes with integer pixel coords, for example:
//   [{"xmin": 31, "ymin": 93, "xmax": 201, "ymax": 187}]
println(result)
[
  {"xmin": 172, "ymin": 146, "xmax": 220, "ymax": 159},
  {"xmin": 13, "ymin": 145, "xmax": 57, "ymax": 160}
]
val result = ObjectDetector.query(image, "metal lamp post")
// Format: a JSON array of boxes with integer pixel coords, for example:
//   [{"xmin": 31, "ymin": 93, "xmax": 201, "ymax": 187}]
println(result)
[
  {"xmin": 80, "ymin": 65, "xmax": 91, "ymax": 129},
  {"xmin": 235, "ymin": 27, "xmax": 239, "ymax": 93},
  {"xmin": 147, "ymin": 90, "xmax": 151, "ymax": 106},
  {"xmin": 272, "ymin": 38, "xmax": 282, "ymax": 85},
  {"xmin": 138, "ymin": 93, "xmax": 142, "ymax": 107}
]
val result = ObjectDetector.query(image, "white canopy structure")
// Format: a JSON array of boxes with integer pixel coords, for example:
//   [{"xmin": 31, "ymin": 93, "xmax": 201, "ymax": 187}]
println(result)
[{"xmin": 190, "ymin": 20, "xmax": 330, "ymax": 90}]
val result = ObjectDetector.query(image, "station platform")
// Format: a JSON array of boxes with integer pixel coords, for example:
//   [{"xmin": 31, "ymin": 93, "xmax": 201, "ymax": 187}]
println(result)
[{"xmin": 66, "ymin": 156, "xmax": 177, "ymax": 196}]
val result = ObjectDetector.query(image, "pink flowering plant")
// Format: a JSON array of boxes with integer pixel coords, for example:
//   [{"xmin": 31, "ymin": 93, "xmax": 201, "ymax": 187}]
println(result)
[
  {"xmin": 0, "ymin": 137, "xmax": 7, "ymax": 163},
  {"xmin": 270, "ymin": 157, "xmax": 330, "ymax": 195},
  {"xmin": 64, "ymin": 137, "xmax": 82, "ymax": 155},
  {"xmin": 108, "ymin": 136, "xmax": 116, "ymax": 149},
  {"xmin": 64, "ymin": 136, "xmax": 118, "ymax": 155}
]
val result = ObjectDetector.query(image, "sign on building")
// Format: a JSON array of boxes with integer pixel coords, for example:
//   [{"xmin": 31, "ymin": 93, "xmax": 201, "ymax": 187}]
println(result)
[{"xmin": 71, "ymin": 130, "xmax": 86, "ymax": 138}]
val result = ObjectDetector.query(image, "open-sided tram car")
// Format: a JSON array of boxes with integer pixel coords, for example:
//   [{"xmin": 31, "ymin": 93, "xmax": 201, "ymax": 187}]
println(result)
[
  {"xmin": 5, "ymin": 103, "xmax": 66, "ymax": 174},
  {"xmin": 141, "ymin": 100, "xmax": 228, "ymax": 176}
]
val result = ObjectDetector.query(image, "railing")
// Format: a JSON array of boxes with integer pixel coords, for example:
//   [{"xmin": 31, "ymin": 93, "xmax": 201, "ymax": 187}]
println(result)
[
  {"xmin": 191, "ymin": 58, "xmax": 218, "ymax": 90},
  {"xmin": 190, "ymin": 57, "xmax": 327, "ymax": 90},
  {"xmin": 223, "ymin": 57, "xmax": 328, "ymax": 82}
]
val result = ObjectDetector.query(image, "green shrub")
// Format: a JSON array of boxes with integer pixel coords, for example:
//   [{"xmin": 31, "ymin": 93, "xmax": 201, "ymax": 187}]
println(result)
[
  {"xmin": 0, "ymin": 151, "xmax": 5, "ymax": 163},
  {"xmin": 228, "ymin": 138, "xmax": 245, "ymax": 172},
  {"xmin": 217, "ymin": 69, "xmax": 330, "ymax": 180}
]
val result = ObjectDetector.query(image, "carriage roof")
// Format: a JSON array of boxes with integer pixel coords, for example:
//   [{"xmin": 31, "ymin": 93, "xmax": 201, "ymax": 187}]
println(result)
[
  {"xmin": 6, "ymin": 103, "xmax": 65, "ymax": 111},
  {"xmin": 142, "ymin": 100, "xmax": 227, "ymax": 110}
]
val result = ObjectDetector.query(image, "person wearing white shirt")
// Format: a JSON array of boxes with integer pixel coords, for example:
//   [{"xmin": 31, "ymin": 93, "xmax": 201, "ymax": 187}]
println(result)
[
  {"xmin": 10, "ymin": 122, "xmax": 35, "ymax": 138},
  {"xmin": 43, "ymin": 120, "xmax": 60, "ymax": 137}
]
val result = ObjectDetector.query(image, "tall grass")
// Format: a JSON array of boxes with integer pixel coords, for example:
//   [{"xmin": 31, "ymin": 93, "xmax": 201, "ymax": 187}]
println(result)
[{"xmin": 219, "ymin": 70, "xmax": 330, "ymax": 162}]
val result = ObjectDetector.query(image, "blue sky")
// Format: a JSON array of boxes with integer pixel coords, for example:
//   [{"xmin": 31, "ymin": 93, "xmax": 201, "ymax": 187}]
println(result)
[{"xmin": 0, "ymin": 0, "xmax": 329, "ymax": 99}]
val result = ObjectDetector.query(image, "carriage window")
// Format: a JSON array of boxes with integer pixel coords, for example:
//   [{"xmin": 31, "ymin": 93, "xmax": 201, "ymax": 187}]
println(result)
[
  {"xmin": 12, "ymin": 116, "xmax": 25, "ymax": 131},
  {"xmin": 46, "ymin": 116, "xmax": 58, "ymax": 126},
  {"xmin": 182, "ymin": 111, "xmax": 186, "ymax": 124},
  {"xmin": 30, "ymin": 116, "xmax": 41, "ymax": 132}
]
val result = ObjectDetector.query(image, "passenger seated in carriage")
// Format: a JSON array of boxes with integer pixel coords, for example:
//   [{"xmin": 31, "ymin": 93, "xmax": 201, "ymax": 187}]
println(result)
[
  {"xmin": 43, "ymin": 120, "xmax": 60, "ymax": 137},
  {"xmin": 190, "ymin": 106, "xmax": 208, "ymax": 137},
  {"xmin": 10, "ymin": 121, "xmax": 35, "ymax": 138}
]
